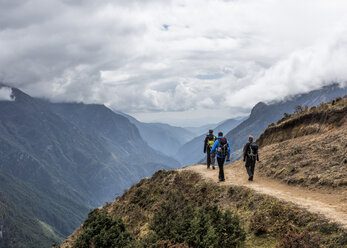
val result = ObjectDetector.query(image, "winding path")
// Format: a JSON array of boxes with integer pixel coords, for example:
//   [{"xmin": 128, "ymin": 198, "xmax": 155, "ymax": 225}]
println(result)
[{"xmin": 184, "ymin": 161, "xmax": 347, "ymax": 229}]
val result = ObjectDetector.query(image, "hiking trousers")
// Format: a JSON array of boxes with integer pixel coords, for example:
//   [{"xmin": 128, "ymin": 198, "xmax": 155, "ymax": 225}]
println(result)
[
  {"xmin": 206, "ymin": 146, "xmax": 215, "ymax": 168},
  {"xmin": 217, "ymin": 156, "xmax": 226, "ymax": 181},
  {"xmin": 245, "ymin": 157, "xmax": 256, "ymax": 178}
]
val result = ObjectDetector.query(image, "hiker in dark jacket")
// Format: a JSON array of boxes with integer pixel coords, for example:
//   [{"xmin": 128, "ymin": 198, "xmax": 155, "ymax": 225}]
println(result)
[
  {"xmin": 243, "ymin": 136, "xmax": 259, "ymax": 181},
  {"xmin": 211, "ymin": 132, "xmax": 231, "ymax": 182},
  {"xmin": 203, "ymin": 129, "xmax": 217, "ymax": 169}
]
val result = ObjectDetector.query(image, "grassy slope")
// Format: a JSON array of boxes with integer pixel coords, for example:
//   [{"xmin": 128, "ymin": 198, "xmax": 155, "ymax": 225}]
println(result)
[
  {"xmin": 0, "ymin": 171, "xmax": 88, "ymax": 237},
  {"xmin": 0, "ymin": 194, "xmax": 62, "ymax": 248},
  {"xmin": 61, "ymin": 170, "xmax": 347, "ymax": 248},
  {"xmin": 256, "ymin": 96, "xmax": 347, "ymax": 189}
]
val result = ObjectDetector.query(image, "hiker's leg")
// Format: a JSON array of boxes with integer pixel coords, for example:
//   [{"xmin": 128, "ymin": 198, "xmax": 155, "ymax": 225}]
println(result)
[
  {"xmin": 211, "ymin": 152, "xmax": 215, "ymax": 166},
  {"xmin": 206, "ymin": 147, "xmax": 211, "ymax": 168},
  {"xmin": 251, "ymin": 160, "xmax": 256, "ymax": 177},
  {"xmin": 217, "ymin": 157, "xmax": 225, "ymax": 181},
  {"xmin": 220, "ymin": 164, "xmax": 225, "ymax": 181},
  {"xmin": 245, "ymin": 158, "xmax": 253, "ymax": 178},
  {"xmin": 246, "ymin": 165, "xmax": 252, "ymax": 177}
]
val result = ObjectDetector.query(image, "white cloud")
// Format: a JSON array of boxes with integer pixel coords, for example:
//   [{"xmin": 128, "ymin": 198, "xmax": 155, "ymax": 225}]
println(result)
[
  {"xmin": 1, "ymin": 0, "xmax": 347, "ymax": 125},
  {"xmin": 0, "ymin": 87, "xmax": 15, "ymax": 101}
]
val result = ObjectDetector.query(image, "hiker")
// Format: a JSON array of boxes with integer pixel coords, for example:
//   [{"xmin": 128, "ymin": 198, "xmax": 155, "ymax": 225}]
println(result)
[
  {"xmin": 210, "ymin": 132, "xmax": 231, "ymax": 182},
  {"xmin": 243, "ymin": 136, "xmax": 259, "ymax": 181},
  {"xmin": 204, "ymin": 129, "xmax": 217, "ymax": 169}
]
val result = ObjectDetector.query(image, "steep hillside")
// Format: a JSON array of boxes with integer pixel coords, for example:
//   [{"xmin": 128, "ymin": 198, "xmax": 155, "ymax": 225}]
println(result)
[
  {"xmin": 47, "ymin": 102, "xmax": 180, "ymax": 169},
  {"xmin": 256, "ymin": 96, "xmax": 347, "ymax": 189},
  {"xmin": 0, "ymin": 193, "xmax": 61, "ymax": 248},
  {"xmin": 0, "ymin": 171, "xmax": 88, "ymax": 243},
  {"xmin": 60, "ymin": 170, "xmax": 347, "ymax": 248},
  {"xmin": 226, "ymin": 84, "xmax": 347, "ymax": 161},
  {"xmin": 176, "ymin": 118, "xmax": 244, "ymax": 165},
  {"xmin": 114, "ymin": 111, "xmax": 195, "ymax": 157},
  {"xmin": 0, "ymin": 86, "xmax": 180, "ymax": 246}
]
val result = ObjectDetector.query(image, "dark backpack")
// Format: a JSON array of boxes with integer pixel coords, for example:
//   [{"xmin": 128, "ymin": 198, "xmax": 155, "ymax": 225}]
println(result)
[
  {"xmin": 247, "ymin": 142, "xmax": 258, "ymax": 159},
  {"xmin": 217, "ymin": 138, "xmax": 229, "ymax": 156}
]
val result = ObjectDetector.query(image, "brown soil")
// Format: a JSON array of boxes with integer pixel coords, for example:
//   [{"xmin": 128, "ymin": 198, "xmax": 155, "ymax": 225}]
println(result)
[
  {"xmin": 257, "ymin": 127, "xmax": 347, "ymax": 188},
  {"xmin": 255, "ymin": 97, "xmax": 347, "ymax": 190},
  {"xmin": 184, "ymin": 163, "xmax": 347, "ymax": 229}
]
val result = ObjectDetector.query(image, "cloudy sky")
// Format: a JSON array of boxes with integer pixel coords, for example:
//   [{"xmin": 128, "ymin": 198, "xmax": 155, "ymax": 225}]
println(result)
[{"xmin": 1, "ymin": 0, "xmax": 347, "ymax": 126}]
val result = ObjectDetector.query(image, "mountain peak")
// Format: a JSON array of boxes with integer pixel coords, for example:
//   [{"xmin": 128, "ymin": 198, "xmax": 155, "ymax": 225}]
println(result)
[{"xmin": 250, "ymin": 101, "xmax": 267, "ymax": 116}]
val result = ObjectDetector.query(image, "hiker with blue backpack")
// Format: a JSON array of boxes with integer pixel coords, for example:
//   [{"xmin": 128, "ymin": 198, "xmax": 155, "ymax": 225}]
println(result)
[
  {"xmin": 210, "ymin": 132, "xmax": 231, "ymax": 182},
  {"xmin": 243, "ymin": 136, "xmax": 259, "ymax": 181}
]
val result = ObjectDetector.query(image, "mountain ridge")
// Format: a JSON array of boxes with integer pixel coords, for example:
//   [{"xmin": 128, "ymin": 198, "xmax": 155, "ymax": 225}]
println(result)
[
  {"xmin": 225, "ymin": 83, "xmax": 347, "ymax": 161},
  {"xmin": 0, "ymin": 86, "xmax": 180, "ymax": 247}
]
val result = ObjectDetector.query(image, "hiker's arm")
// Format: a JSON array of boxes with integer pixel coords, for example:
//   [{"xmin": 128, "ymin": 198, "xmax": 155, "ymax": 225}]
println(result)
[
  {"xmin": 210, "ymin": 140, "xmax": 218, "ymax": 154},
  {"xmin": 257, "ymin": 152, "xmax": 259, "ymax": 161},
  {"xmin": 243, "ymin": 144, "xmax": 247, "ymax": 161},
  {"xmin": 227, "ymin": 141, "xmax": 231, "ymax": 158},
  {"xmin": 203, "ymin": 137, "xmax": 207, "ymax": 153},
  {"xmin": 226, "ymin": 142, "xmax": 231, "ymax": 161}
]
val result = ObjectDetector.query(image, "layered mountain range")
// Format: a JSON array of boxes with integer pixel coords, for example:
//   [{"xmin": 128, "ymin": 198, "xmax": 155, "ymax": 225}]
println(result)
[
  {"xmin": 0, "ymin": 87, "xmax": 180, "ymax": 247},
  {"xmin": 114, "ymin": 111, "xmax": 196, "ymax": 157}
]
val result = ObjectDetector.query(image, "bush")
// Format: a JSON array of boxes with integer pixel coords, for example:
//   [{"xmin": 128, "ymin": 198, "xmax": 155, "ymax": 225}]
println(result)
[
  {"xmin": 149, "ymin": 194, "xmax": 245, "ymax": 248},
  {"xmin": 284, "ymin": 113, "xmax": 292, "ymax": 119},
  {"xmin": 294, "ymin": 105, "xmax": 304, "ymax": 114},
  {"xmin": 155, "ymin": 240, "xmax": 189, "ymax": 248},
  {"xmin": 73, "ymin": 209, "xmax": 132, "ymax": 248},
  {"xmin": 276, "ymin": 230, "xmax": 320, "ymax": 248}
]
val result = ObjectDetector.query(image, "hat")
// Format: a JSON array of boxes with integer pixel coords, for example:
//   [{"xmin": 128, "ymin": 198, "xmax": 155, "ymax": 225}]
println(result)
[{"xmin": 209, "ymin": 129, "xmax": 213, "ymax": 133}]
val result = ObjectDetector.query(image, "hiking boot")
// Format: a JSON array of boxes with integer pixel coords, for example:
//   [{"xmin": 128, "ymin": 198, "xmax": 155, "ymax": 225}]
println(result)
[
  {"xmin": 248, "ymin": 176, "xmax": 253, "ymax": 181},
  {"xmin": 207, "ymin": 165, "xmax": 210, "ymax": 169},
  {"xmin": 212, "ymin": 166, "xmax": 215, "ymax": 170},
  {"xmin": 219, "ymin": 178, "xmax": 225, "ymax": 182}
]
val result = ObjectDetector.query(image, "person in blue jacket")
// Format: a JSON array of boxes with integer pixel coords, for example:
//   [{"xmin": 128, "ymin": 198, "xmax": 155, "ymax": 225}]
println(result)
[{"xmin": 210, "ymin": 132, "xmax": 231, "ymax": 182}]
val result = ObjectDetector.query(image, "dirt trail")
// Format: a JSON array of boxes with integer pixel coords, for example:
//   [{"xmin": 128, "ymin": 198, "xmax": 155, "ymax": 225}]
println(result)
[{"xmin": 183, "ymin": 161, "xmax": 347, "ymax": 229}]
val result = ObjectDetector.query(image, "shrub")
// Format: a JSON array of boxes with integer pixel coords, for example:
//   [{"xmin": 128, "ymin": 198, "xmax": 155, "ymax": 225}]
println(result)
[
  {"xmin": 73, "ymin": 209, "xmax": 132, "ymax": 248},
  {"xmin": 276, "ymin": 230, "xmax": 321, "ymax": 248},
  {"xmin": 283, "ymin": 113, "xmax": 292, "ymax": 119},
  {"xmin": 335, "ymin": 97, "xmax": 342, "ymax": 102},
  {"xmin": 294, "ymin": 105, "xmax": 304, "ymax": 114},
  {"xmin": 149, "ymin": 194, "xmax": 245, "ymax": 248},
  {"xmin": 155, "ymin": 240, "xmax": 189, "ymax": 248}
]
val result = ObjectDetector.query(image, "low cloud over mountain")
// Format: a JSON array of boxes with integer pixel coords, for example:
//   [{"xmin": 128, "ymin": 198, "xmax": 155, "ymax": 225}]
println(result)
[
  {"xmin": 1, "ymin": 0, "xmax": 347, "ymax": 124},
  {"xmin": 0, "ymin": 86, "xmax": 15, "ymax": 101}
]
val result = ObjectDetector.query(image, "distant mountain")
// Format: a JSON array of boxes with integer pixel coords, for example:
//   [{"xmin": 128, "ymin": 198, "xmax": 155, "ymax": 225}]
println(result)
[
  {"xmin": 226, "ymin": 84, "xmax": 347, "ymax": 161},
  {"xmin": 184, "ymin": 122, "xmax": 220, "ymax": 136},
  {"xmin": 47, "ymin": 103, "xmax": 180, "ymax": 169},
  {"xmin": 175, "ymin": 118, "xmax": 244, "ymax": 165},
  {"xmin": 114, "ymin": 111, "xmax": 195, "ymax": 156},
  {"xmin": 0, "ymin": 87, "xmax": 180, "ymax": 247}
]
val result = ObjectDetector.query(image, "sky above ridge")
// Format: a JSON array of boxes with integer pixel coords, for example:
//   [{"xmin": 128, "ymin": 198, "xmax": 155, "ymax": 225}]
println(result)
[{"xmin": 1, "ymin": 0, "xmax": 347, "ymax": 126}]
